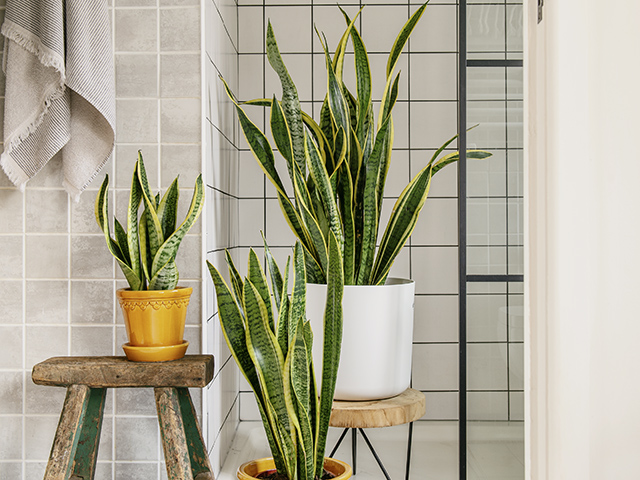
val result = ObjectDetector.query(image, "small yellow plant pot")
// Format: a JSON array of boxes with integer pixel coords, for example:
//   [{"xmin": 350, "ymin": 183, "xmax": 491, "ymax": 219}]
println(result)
[
  {"xmin": 237, "ymin": 457, "xmax": 352, "ymax": 480},
  {"xmin": 116, "ymin": 287, "xmax": 192, "ymax": 362}
]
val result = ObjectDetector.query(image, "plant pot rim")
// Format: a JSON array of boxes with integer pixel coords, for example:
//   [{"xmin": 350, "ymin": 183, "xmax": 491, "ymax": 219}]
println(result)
[
  {"xmin": 116, "ymin": 286, "xmax": 193, "ymax": 298},
  {"xmin": 308, "ymin": 277, "xmax": 414, "ymax": 287},
  {"xmin": 237, "ymin": 456, "xmax": 352, "ymax": 480}
]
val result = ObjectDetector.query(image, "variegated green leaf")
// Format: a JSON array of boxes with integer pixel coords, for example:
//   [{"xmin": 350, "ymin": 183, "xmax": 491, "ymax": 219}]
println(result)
[
  {"xmin": 266, "ymin": 22, "xmax": 306, "ymax": 177},
  {"xmin": 234, "ymin": 101, "xmax": 289, "ymax": 198},
  {"xmin": 340, "ymin": 7, "xmax": 372, "ymax": 144},
  {"xmin": 157, "ymin": 178, "xmax": 179, "ymax": 240},
  {"xmin": 386, "ymin": 2, "xmax": 429, "ymax": 77},
  {"xmin": 113, "ymin": 218, "xmax": 131, "ymax": 268},
  {"xmin": 299, "ymin": 200, "xmax": 328, "ymax": 277},
  {"xmin": 371, "ymin": 163, "xmax": 433, "ymax": 284},
  {"xmin": 136, "ymin": 154, "xmax": 164, "ymax": 259},
  {"xmin": 289, "ymin": 320, "xmax": 314, "ymax": 480},
  {"xmin": 244, "ymin": 280, "xmax": 296, "ymax": 476},
  {"xmin": 150, "ymin": 175, "xmax": 204, "ymax": 279},
  {"xmin": 139, "ymin": 209, "xmax": 151, "ymax": 285},
  {"xmin": 304, "ymin": 131, "xmax": 343, "ymax": 252},
  {"xmin": 148, "ymin": 259, "xmax": 178, "ymax": 290},
  {"xmin": 270, "ymin": 96, "xmax": 295, "ymax": 181},
  {"xmin": 289, "ymin": 243, "xmax": 307, "ymax": 345},
  {"xmin": 314, "ymin": 230, "xmax": 343, "ymax": 478},
  {"xmin": 263, "ymin": 235, "xmax": 285, "ymax": 311},
  {"xmin": 127, "ymin": 166, "xmax": 143, "ymax": 284},
  {"xmin": 225, "ymin": 250, "xmax": 245, "ymax": 315},
  {"xmin": 95, "ymin": 176, "xmax": 142, "ymax": 291},
  {"xmin": 249, "ymin": 249, "xmax": 275, "ymax": 333},
  {"xmin": 338, "ymin": 162, "xmax": 356, "ymax": 285},
  {"xmin": 318, "ymin": 31, "xmax": 350, "ymax": 156},
  {"xmin": 356, "ymin": 116, "xmax": 392, "ymax": 284}
]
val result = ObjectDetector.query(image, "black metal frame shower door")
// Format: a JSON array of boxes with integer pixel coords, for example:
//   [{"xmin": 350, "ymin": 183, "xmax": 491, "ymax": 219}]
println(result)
[{"xmin": 457, "ymin": 1, "xmax": 524, "ymax": 478}]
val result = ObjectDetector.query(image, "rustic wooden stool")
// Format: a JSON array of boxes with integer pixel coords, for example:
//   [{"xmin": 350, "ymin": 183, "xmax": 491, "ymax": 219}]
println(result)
[
  {"xmin": 329, "ymin": 388, "xmax": 426, "ymax": 480},
  {"xmin": 32, "ymin": 355, "xmax": 215, "ymax": 480}
]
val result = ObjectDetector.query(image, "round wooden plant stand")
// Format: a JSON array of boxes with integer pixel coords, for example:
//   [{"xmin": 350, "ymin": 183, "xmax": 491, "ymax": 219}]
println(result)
[
  {"xmin": 329, "ymin": 388, "xmax": 426, "ymax": 480},
  {"xmin": 32, "ymin": 355, "xmax": 214, "ymax": 480}
]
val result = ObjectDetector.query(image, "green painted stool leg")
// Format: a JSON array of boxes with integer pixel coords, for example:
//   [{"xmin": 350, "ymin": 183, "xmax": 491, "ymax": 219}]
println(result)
[
  {"xmin": 176, "ymin": 387, "xmax": 213, "ymax": 480},
  {"xmin": 43, "ymin": 385, "xmax": 106, "ymax": 480},
  {"xmin": 155, "ymin": 387, "xmax": 213, "ymax": 480},
  {"xmin": 69, "ymin": 388, "xmax": 106, "ymax": 480}
]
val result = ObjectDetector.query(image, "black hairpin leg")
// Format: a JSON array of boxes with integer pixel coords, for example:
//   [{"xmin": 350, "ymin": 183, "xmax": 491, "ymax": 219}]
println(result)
[
  {"xmin": 405, "ymin": 421, "xmax": 415, "ymax": 480},
  {"xmin": 330, "ymin": 422, "xmax": 418, "ymax": 480},
  {"xmin": 358, "ymin": 428, "xmax": 391, "ymax": 480}
]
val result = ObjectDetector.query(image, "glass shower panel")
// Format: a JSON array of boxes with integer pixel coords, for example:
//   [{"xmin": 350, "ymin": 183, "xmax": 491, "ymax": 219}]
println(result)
[{"xmin": 464, "ymin": 0, "xmax": 524, "ymax": 478}]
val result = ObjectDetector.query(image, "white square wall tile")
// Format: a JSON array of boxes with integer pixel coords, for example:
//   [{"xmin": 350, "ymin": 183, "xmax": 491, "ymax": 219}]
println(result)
[
  {"xmin": 238, "ymin": 7, "xmax": 264, "ymax": 53},
  {"xmin": 411, "ymin": 197, "xmax": 458, "ymax": 246},
  {"xmin": 410, "ymin": 5, "xmax": 457, "ymax": 53},
  {"xmin": 467, "ymin": 343, "xmax": 508, "ymax": 391},
  {"xmin": 411, "ymin": 246, "xmax": 458, "ymax": 295},
  {"xmin": 413, "ymin": 295, "xmax": 458, "ymax": 343},
  {"xmin": 239, "ymin": 391, "xmax": 260, "ymax": 421},
  {"xmin": 467, "ymin": 391, "xmax": 508, "ymax": 421},
  {"xmin": 422, "ymin": 391, "xmax": 458, "ymax": 420},
  {"xmin": 467, "ymin": 294, "xmax": 507, "ymax": 342},
  {"xmin": 265, "ymin": 198, "xmax": 295, "ymax": 247},
  {"xmin": 412, "ymin": 343, "xmax": 458, "ymax": 391},
  {"xmin": 238, "ymin": 199, "xmax": 264, "ymax": 246},
  {"xmin": 265, "ymin": 7, "xmax": 311, "ymax": 53},
  {"xmin": 361, "ymin": 5, "xmax": 408, "ymax": 54},
  {"xmin": 24, "ymin": 415, "xmax": 59, "ymax": 460},
  {"xmin": 410, "ymin": 101, "xmax": 457, "ymax": 150},
  {"xmin": 409, "ymin": 53, "xmax": 457, "ymax": 101},
  {"xmin": 509, "ymin": 343, "xmax": 524, "ymax": 391}
]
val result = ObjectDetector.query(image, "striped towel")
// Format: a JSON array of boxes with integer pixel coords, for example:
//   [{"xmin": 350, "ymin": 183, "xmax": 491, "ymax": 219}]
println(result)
[{"xmin": 1, "ymin": 0, "xmax": 115, "ymax": 201}]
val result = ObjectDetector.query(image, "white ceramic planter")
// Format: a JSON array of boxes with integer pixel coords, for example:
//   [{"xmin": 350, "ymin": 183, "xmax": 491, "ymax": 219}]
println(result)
[{"xmin": 306, "ymin": 278, "xmax": 415, "ymax": 401}]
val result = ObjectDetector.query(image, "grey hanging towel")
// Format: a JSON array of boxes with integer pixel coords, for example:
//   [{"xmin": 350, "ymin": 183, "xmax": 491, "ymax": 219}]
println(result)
[{"xmin": 0, "ymin": 0, "xmax": 115, "ymax": 200}]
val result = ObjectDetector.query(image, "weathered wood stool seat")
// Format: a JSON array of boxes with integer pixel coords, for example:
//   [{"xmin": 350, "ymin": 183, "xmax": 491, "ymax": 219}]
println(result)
[
  {"xmin": 329, "ymin": 388, "xmax": 426, "ymax": 480},
  {"xmin": 32, "ymin": 355, "xmax": 215, "ymax": 480}
]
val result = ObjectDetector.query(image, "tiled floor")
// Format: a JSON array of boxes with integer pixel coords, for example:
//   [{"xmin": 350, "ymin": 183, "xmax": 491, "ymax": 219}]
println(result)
[{"xmin": 218, "ymin": 421, "xmax": 524, "ymax": 479}]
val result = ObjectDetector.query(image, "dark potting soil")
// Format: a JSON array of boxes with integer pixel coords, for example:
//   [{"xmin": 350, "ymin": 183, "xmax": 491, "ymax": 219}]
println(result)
[{"xmin": 256, "ymin": 469, "xmax": 336, "ymax": 480}]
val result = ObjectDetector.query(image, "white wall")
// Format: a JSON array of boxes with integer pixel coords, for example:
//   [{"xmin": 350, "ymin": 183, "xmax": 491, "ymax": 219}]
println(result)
[{"xmin": 527, "ymin": 0, "xmax": 640, "ymax": 477}]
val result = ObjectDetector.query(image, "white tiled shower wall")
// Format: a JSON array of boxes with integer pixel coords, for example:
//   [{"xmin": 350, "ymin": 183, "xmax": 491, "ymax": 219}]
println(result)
[{"xmin": 233, "ymin": 0, "xmax": 524, "ymax": 424}]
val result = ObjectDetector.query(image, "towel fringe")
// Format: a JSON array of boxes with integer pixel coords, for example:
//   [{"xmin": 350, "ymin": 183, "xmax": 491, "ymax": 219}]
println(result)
[
  {"xmin": 2, "ymin": 83, "xmax": 67, "ymax": 155},
  {"xmin": 1, "ymin": 21, "xmax": 65, "ymax": 75},
  {"xmin": 0, "ymin": 152, "xmax": 29, "ymax": 190},
  {"xmin": 1, "ymin": 21, "xmax": 68, "ymax": 160}
]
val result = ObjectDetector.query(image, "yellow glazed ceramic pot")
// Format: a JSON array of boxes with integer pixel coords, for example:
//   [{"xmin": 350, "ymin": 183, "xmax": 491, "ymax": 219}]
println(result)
[
  {"xmin": 237, "ymin": 457, "xmax": 352, "ymax": 480},
  {"xmin": 116, "ymin": 287, "xmax": 192, "ymax": 362}
]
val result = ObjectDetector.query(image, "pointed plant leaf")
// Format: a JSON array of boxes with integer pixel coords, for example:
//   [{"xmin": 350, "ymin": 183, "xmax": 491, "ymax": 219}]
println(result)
[
  {"xmin": 151, "ymin": 175, "xmax": 204, "ymax": 279},
  {"xmin": 266, "ymin": 22, "xmax": 306, "ymax": 176},
  {"xmin": 95, "ymin": 175, "xmax": 142, "ymax": 291},
  {"xmin": 157, "ymin": 178, "xmax": 179, "ymax": 240},
  {"xmin": 248, "ymin": 248, "xmax": 275, "ymax": 333},
  {"xmin": 314, "ymin": 230, "xmax": 344, "ymax": 478},
  {"xmin": 386, "ymin": 2, "xmax": 429, "ymax": 77}
]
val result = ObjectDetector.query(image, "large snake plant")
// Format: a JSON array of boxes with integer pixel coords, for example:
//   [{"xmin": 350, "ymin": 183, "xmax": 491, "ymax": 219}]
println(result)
[
  {"xmin": 95, "ymin": 152, "xmax": 204, "ymax": 290},
  {"xmin": 222, "ymin": 2, "xmax": 491, "ymax": 285},
  {"xmin": 208, "ymin": 236, "xmax": 343, "ymax": 480}
]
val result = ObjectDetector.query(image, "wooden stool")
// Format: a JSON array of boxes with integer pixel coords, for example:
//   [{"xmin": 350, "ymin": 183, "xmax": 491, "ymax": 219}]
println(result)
[
  {"xmin": 329, "ymin": 388, "xmax": 426, "ymax": 480},
  {"xmin": 32, "ymin": 355, "xmax": 215, "ymax": 480}
]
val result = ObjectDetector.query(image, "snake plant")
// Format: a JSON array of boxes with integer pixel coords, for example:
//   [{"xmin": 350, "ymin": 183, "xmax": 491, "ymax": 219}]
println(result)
[
  {"xmin": 222, "ymin": 2, "xmax": 491, "ymax": 285},
  {"xmin": 95, "ymin": 151, "xmax": 204, "ymax": 291},
  {"xmin": 208, "ymin": 236, "xmax": 343, "ymax": 480}
]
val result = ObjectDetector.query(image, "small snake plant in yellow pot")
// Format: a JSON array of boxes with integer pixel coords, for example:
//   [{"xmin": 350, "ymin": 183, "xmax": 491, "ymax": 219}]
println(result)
[{"xmin": 95, "ymin": 152, "xmax": 204, "ymax": 362}]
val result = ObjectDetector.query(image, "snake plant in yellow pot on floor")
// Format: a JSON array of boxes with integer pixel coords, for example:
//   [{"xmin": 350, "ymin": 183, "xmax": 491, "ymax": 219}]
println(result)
[
  {"xmin": 208, "ymin": 237, "xmax": 349, "ymax": 480},
  {"xmin": 222, "ymin": 2, "xmax": 492, "ymax": 399},
  {"xmin": 95, "ymin": 152, "xmax": 204, "ymax": 362}
]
